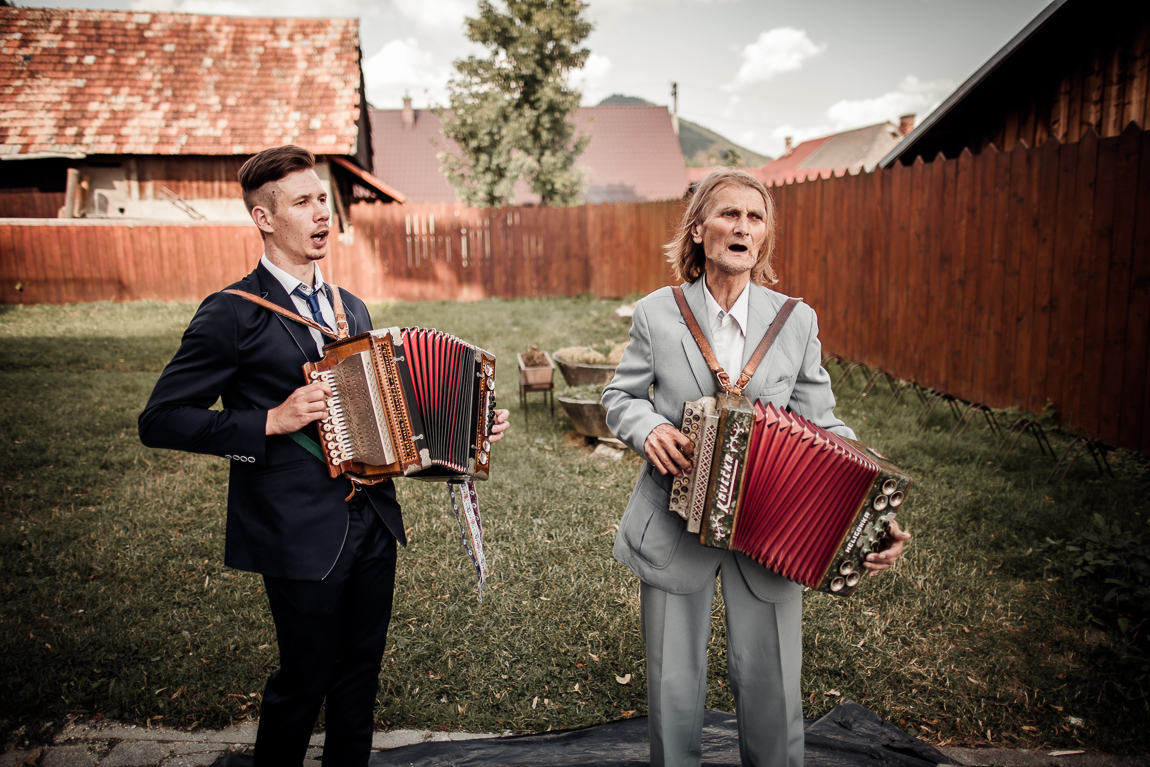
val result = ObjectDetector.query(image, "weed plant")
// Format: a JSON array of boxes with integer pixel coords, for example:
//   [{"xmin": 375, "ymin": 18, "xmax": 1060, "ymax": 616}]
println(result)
[{"xmin": 1, "ymin": 298, "xmax": 1148, "ymax": 753}]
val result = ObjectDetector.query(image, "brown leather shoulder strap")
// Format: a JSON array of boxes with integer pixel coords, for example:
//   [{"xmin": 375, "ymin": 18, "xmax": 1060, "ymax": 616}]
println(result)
[
  {"xmin": 329, "ymin": 285, "xmax": 349, "ymax": 339},
  {"xmin": 222, "ymin": 289, "xmax": 340, "ymax": 340},
  {"xmin": 732, "ymin": 296, "xmax": 801, "ymax": 391},
  {"xmin": 671, "ymin": 285, "xmax": 801, "ymax": 394},
  {"xmin": 671, "ymin": 285, "xmax": 733, "ymax": 392}
]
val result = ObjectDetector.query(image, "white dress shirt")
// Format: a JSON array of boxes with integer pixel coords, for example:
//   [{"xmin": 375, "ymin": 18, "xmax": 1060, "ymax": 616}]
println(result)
[
  {"xmin": 260, "ymin": 255, "xmax": 336, "ymax": 355},
  {"xmin": 702, "ymin": 274, "xmax": 749, "ymax": 381}
]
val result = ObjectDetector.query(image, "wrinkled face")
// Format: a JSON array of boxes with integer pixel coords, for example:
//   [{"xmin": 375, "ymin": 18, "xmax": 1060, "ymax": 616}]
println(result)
[
  {"xmin": 691, "ymin": 184, "xmax": 768, "ymax": 278},
  {"xmin": 257, "ymin": 169, "xmax": 330, "ymax": 265}
]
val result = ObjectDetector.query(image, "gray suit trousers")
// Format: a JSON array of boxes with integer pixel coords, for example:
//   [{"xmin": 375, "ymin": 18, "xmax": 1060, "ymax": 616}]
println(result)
[{"xmin": 641, "ymin": 552, "xmax": 804, "ymax": 767}]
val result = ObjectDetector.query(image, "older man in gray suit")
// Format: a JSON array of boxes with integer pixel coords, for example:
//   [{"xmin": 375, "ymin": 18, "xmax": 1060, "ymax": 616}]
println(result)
[{"xmin": 603, "ymin": 168, "xmax": 909, "ymax": 767}]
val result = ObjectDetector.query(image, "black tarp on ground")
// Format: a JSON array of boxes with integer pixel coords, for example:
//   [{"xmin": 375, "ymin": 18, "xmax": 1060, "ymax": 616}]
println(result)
[{"xmin": 214, "ymin": 699, "xmax": 949, "ymax": 767}]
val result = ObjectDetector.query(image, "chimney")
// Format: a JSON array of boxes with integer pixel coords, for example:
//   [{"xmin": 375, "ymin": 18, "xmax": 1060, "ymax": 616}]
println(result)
[
  {"xmin": 671, "ymin": 82, "xmax": 679, "ymax": 137},
  {"xmin": 402, "ymin": 95, "xmax": 414, "ymax": 130},
  {"xmin": 898, "ymin": 113, "xmax": 915, "ymax": 136},
  {"xmin": 784, "ymin": 136, "xmax": 793, "ymax": 156}
]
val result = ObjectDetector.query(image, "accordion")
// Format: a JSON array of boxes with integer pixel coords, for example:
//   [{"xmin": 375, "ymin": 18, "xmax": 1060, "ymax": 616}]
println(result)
[
  {"xmin": 669, "ymin": 394, "xmax": 912, "ymax": 596},
  {"xmin": 302, "ymin": 327, "xmax": 497, "ymax": 482}
]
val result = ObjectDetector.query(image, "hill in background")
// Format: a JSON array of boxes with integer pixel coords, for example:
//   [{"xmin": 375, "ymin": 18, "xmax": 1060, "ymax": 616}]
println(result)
[{"xmin": 597, "ymin": 94, "xmax": 772, "ymax": 168}]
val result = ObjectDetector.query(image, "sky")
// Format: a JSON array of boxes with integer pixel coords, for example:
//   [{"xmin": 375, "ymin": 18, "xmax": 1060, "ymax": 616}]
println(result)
[{"xmin": 20, "ymin": 0, "xmax": 1054, "ymax": 158}]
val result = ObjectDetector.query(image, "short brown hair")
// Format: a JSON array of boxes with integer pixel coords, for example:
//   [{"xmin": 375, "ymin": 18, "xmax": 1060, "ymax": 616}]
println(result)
[
  {"xmin": 238, "ymin": 145, "xmax": 316, "ymax": 213},
  {"xmin": 666, "ymin": 168, "xmax": 778, "ymax": 286}
]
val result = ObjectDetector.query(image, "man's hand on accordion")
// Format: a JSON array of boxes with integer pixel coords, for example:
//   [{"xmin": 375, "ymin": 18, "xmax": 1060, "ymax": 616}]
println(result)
[
  {"xmin": 864, "ymin": 520, "xmax": 911, "ymax": 576},
  {"xmin": 488, "ymin": 407, "xmax": 511, "ymax": 444},
  {"xmin": 266, "ymin": 380, "xmax": 333, "ymax": 436},
  {"xmin": 645, "ymin": 423, "xmax": 695, "ymax": 476}
]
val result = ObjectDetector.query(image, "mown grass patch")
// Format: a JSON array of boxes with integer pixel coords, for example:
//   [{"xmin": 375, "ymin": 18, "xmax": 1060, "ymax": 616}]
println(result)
[{"xmin": 1, "ymin": 298, "xmax": 1147, "ymax": 753}]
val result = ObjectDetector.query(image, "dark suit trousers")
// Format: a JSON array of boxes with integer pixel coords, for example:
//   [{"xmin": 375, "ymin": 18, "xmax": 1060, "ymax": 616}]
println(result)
[{"xmin": 255, "ymin": 493, "xmax": 397, "ymax": 767}]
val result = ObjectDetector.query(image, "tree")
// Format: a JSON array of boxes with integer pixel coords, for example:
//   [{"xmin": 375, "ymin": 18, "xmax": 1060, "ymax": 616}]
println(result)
[{"xmin": 440, "ymin": 0, "xmax": 592, "ymax": 207}]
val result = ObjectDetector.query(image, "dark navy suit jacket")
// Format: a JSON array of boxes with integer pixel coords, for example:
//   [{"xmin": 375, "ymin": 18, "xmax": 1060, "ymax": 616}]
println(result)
[{"xmin": 139, "ymin": 263, "xmax": 405, "ymax": 581}]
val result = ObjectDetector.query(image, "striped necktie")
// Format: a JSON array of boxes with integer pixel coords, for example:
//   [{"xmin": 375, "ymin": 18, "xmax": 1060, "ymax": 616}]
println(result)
[{"xmin": 291, "ymin": 284, "xmax": 331, "ymax": 330}]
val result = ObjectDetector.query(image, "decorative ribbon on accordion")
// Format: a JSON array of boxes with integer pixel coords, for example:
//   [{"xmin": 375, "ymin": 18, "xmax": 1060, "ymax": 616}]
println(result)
[{"xmin": 448, "ymin": 478, "xmax": 489, "ymax": 601}]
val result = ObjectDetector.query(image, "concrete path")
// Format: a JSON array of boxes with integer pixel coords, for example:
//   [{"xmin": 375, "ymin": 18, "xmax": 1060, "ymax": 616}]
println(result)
[
  {"xmin": 2, "ymin": 722, "xmax": 1148, "ymax": 767},
  {"xmin": 0, "ymin": 723, "xmax": 499, "ymax": 767}
]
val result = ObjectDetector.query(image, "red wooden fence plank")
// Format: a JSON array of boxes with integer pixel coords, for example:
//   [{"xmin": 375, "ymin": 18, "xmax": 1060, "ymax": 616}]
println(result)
[
  {"xmin": 923, "ymin": 155, "xmax": 949, "ymax": 390},
  {"xmin": 995, "ymin": 145, "xmax": 1027, "ymax": 408},
  {"xmin": 1009, "ymin": 139, "xmax": 1041, "ymax": 410},
  {"xmin": 1027, "ymin": 138, "xmax": 1063, "ymax": 417},
  {"xmin": 1119, "ymin": 129, "xmax": 1150, "ymax": 450},
  {"xmin": 1059, "ymin": 130, "xmax": 1100, "ymax": 431},
  {"xmin": 1078, "ymin": 132, "xmax": 1118, "ymax": 439},
  {"xmin": 1045, "ymin": 140, "xmax": 1080, "ymax": 424},
  {"xmin": 1099, "ymin": 125, "xmax": 1143, "ymax": 443}
]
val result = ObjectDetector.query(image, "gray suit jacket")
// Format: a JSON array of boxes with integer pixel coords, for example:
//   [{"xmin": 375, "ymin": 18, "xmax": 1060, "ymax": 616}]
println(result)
[{"xmin": 603, "ymin": 278, "xmax": 855, "ymax": 602}]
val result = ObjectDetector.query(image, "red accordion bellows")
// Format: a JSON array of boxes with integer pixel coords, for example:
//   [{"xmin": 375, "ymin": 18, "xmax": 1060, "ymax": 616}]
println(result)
[{"xmin": 734, "ymin": 403, "xmax": 883, "ymax": 588}]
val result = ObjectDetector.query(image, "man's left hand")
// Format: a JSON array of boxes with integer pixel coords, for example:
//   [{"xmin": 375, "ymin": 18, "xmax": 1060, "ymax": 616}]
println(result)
[
  {"xmin": 864, "ymin": 519, "xmax": 910, "ymax": 576},
  {"xmin": 488, "ymin": 408, "xmax": 511, "ymax": 444}
]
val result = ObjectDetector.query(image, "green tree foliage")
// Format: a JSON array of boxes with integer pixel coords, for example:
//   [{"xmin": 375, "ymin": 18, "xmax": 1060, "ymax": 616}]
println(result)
[{"xmin": 440, "ymin": 0, "xmax": 593, "ymax": 207}]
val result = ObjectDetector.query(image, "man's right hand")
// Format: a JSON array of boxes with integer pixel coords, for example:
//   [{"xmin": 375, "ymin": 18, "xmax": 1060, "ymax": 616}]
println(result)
[
  {"xmin": 644, "ymin": 423, "xmax": 694, "ymax": 476},
  {"xmin": 266, "ymin": 381, "xmax": 332, "ymax": 436}
]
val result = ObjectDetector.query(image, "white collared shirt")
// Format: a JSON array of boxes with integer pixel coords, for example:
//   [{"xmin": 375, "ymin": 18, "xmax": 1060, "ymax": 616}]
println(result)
[
  {"xmin": 260, "ymin": 255, "xmax": 336, "ymax": 355},
  {"xmin": 702, "ymin": 274, "xmax": 749, "ymax": 382}
]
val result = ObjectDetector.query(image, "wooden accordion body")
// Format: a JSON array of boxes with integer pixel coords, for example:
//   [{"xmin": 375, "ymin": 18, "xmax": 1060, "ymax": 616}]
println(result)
[
  {"xmin": 670, "ymin": 394, "xmax": 912, "ymax": 596},
  {"xmin": 302, "ymin": 328, "xmax": 497, "ymax": 482}
]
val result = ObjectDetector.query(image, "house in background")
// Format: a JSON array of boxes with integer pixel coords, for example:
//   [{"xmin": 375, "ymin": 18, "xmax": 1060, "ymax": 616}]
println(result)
[
  {"xmin": 0, "ymin": 8, "xmax": 403, "ymax": 222},
  {"xmin": 882, "ymin": 0, "xmax": 1150, "ymax": 165},
  {"xmin": 688, "ymin": 118, "xmax": 913, "ymax": 189},
  {"xmin": 371, "ymin": 99, "xmax": 689, "ymax": 205}
]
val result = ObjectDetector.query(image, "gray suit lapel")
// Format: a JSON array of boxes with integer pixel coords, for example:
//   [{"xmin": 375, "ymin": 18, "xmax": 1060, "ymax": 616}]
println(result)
[
  {"xmin": 678, "ymin": 279, "xmax": 721, "ymax": 395},
  {"xmin": 741, "ymin": 287, "xmax": 785, "ymax": 394}
]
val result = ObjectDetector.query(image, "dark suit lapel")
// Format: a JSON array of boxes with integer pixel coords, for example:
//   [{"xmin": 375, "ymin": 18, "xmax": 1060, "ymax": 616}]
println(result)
[
  {"xmin": 255, "ymin": 263, "xmax": 321, "ymax": 363},
  {"xmin": 678, "ymin": 279, "xmax": 722, "ymax": 395}
]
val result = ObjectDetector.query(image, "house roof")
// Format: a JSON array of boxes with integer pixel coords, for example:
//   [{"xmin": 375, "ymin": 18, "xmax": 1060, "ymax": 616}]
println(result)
[
  {"xmin": 370, "ymin": 103, "xmax": 688, "ymax": 205},
  {"xmin": 878, "ymin": 0, "xmax": 1071, "ymax": 168},
  {"xmin": 370, "ymin": 108, "xmax": 457, "ymax": 205},
  {"xmin": 761, "ymin": 123, "xmax": 902, "ymax": 185},
  {"xmin": 686, "ymin": 122, "xmax": 903, "ymax": 188},
  {"xmin": 0, "ymin": 7, "xmax": 367, "ymax": 159}
]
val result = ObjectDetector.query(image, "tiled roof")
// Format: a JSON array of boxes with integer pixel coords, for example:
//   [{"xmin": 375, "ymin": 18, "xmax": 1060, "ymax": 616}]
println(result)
[
  {"xmin": 370, "ymin": 104, "xmax": 688, "ymax": 205},
  {"xmin": 687, "ymin": 123, "xmax": 905, "ymax": 188},
  {"xmin": 761, "ymin": 124, "xmax": 902, "ymax": 185},
  {"xmin": 370, "ymin": 108, "xmax": 458, "ymax": 205},
  {"xmin": 0, "ymin": 8, "xmax": 366, "ymax": 158},
  {"xmin": 574, "ymin": 106, "xmax": 688, "ymax": 203}
]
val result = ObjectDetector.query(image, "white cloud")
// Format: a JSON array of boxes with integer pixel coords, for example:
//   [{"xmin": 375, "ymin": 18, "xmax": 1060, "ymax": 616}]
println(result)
[
  {"xmin": 761, "ymin": 76, "xmax": 956, "ymax": 157},
  {"xmin": 730, "ymin": 27, "xmax": 825, "ymax": 89},
  {"xmin": 570, "ymin": 53, "xmax": 613, "ymax": 106},
  {"xmin": 363, "ymin": 38, "xmax": 452, "ymax": 108},
  {"xmin": 391, "ymin": 0, "xmax": 474, "ymax": 29},
  {"xmin": 824, "ymin": 76, "xmax": 954, "ymax": 131}
]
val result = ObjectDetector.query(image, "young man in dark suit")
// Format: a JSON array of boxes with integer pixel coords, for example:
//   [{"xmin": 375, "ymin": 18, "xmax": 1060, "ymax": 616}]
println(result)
[{"xmin": 139, "ymin": 145, "xmax": 509, "ymax": 765}]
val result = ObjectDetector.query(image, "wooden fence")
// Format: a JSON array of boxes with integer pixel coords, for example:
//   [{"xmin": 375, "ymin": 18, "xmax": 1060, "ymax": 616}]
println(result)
[
  {"xmin": 0, "ymin": 199, "xmax": 683, "ymax": 305},
  {"xmin": 1, "ymin": 125, "xmax": 1148, "ymax": 451},
  {"xmin": 769, "ymin": 124, "xmax": 1150, "ymax": 454}
]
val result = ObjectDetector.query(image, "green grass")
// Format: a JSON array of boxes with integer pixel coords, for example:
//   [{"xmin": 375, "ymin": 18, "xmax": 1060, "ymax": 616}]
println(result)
[{"xmin": 1, "ymin": 298, "xmax": 1148, "ymax": 753}]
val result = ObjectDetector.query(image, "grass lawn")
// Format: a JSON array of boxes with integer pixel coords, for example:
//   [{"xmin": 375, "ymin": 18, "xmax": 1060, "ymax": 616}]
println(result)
[{"xmin": 1, "ymin": 297, "xmax": 1147, "ymax": 753}]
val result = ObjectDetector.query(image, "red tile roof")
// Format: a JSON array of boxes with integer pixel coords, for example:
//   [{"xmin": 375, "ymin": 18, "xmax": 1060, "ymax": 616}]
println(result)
[
  {"xmin": 371, "ymin": 104, "xmax": 688, "ymax": 204},
  {"xmin": 688, "ymin": 123, "xmax": 905, "ymax": 188},
  {"xmin": 0, "ymin": 7, "xmax": 367, "ymax": 158},
  {"xmin": 761, "ymin": 123, "xmax": 902, "ymax": 185}
]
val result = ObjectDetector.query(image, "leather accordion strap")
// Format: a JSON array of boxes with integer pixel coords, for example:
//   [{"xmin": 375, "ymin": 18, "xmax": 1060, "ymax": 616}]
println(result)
[
  {"xmin": 671, "ymin": 284, "xmax": 801, "ymax": 395},
  {"xmin": 329, "ymin": 285, "xmax": 350, "ymax": 340},
  {"xmin": 223, "ymin": 289, "xmax": 340, "ymax": 340}
]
